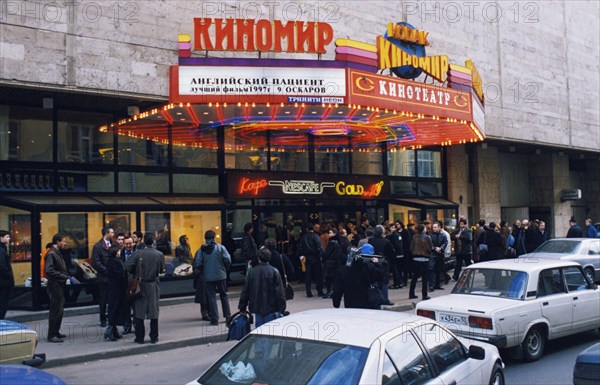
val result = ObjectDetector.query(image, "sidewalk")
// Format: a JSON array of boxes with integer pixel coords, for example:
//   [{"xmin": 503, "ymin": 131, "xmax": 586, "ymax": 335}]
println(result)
[{"xmin": 8, "ymin": 283, "xmax": 450, "ymax": 369}]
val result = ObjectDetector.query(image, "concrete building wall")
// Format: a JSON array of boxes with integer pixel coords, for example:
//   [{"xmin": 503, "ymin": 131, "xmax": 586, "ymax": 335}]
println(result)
[{"xmin": 1, "ymin": 1, "xmax": 598, "ymax": 151}]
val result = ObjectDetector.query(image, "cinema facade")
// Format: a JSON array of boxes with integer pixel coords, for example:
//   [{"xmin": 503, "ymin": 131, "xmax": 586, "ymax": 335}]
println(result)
[{"xmin": 1, "ymin": 2, "xmax": 598, "ymax": 310}]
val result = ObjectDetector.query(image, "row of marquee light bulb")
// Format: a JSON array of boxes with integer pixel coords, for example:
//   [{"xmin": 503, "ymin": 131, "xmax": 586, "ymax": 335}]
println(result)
[
  {"xmin": 104, "ymin": 102, "xmax": 484, "ymax": 146},
  {"xmin": 112, "ymin": 102, "xmax": 475, "ymax": 125}
]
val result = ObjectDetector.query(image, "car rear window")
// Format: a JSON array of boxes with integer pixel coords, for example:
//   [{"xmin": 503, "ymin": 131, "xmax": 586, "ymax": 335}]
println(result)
[
  {"xmin": 198, "ymin": 335, "xmax": 368, "ymax": 385},
  {"xmin": 452, "ymin": 269, "xmax": 528, "ymax": 299},
  {"xmin": 535, "ymin": 240, "xmax": 580, "ymax": 253}
]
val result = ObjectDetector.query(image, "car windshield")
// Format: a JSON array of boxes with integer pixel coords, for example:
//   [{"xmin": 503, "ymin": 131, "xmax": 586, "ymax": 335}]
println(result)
[
  {"xmin": 452, "ymin": 269, "xmax": 528, "ymax": 300},
  {"xmin": 198, "ymin": 335, "xmax": 368, "ymax": 385},
  {"xmin": 534, "ymin": 240, "xmax": 581, "ymax": 253}
]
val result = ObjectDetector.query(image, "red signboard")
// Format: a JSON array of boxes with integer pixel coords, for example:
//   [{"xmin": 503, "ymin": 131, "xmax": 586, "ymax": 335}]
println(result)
[{"xmin": 347, "ymin": 69, "xmax": 472, "ymax": 121}]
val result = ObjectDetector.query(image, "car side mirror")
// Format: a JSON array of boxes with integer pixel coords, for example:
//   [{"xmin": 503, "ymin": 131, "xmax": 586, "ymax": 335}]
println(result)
[{"xmin": 468, "ymin": 345, "xmax": 485, "ymax": 360}]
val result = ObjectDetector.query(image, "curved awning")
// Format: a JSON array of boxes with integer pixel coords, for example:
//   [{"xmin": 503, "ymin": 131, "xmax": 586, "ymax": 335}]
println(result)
[{"xmin": 104, "ymin": 59, "xmax": 484, "ymax": 149}]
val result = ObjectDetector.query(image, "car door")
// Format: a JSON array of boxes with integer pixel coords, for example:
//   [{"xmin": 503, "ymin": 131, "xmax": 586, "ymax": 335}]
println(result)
[
  {"xmin": 382, "ymin": 331, "xmax": 441, "ymax": 385},
  {"xmin": 562, "ymin": 266, "xmax": 600, "ymax": 332},
  {"xmin": 412, "ymin": 324, "xmax": 483, "ymax": 385},
  {"xmin": 537, "ymin": 268, "xmax": 573, "ymax": 337}
]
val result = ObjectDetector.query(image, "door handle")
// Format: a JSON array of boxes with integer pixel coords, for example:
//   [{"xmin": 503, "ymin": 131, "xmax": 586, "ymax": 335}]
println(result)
[
  {"xmin": 448, "ymin": 381, "xmax": 457, "ymax": 385},
  {"xmin": 542, "ymin": 302, "xmax": 549, "ymax": 306},
  {"xmin": 573, "ymin": 297, "xmax": 578, "ymax": 300}
]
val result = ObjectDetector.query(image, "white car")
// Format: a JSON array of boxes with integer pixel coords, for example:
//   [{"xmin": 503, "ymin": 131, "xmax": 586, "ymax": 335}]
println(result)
[
  {"xmin": 523, "ymin": 238, "xmax": 600, "ymax": 283},
  {"xmin": 0, "ymin": 320, "xmax": 46, "ymax": 366},
  {"xmin": 415, "ymin": 259, "xmax": 600, "ymax": 362},
  {"xmin": 187, "ymin": 308, "xmax": 505, "ymax": 385}
]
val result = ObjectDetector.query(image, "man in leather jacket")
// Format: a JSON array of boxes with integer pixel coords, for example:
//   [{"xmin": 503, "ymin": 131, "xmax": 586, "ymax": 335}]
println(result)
[
  {"xmin": 45, "ymin": 233, "xmax": 68, "ymax": 342},
  {"xmin": 238, "ymin": 247, "xmax": 286, "ymax": 327}
]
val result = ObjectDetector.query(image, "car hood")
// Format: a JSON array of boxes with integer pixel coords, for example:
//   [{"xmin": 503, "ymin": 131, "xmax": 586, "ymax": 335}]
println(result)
[
  {"xmin": 0, "ymin": 365, "xmax": 66, "ymax": 385},
  {"xmin": 577, "ymin": 342, "xmax": 600, "ymax": 364},
  {"xmin": 0, "ymin": 320, "xmax": 29, "ymax": 332},
  {"xmin": 417, "ymin": 294, "xmax": 519, "ymax": 314}
]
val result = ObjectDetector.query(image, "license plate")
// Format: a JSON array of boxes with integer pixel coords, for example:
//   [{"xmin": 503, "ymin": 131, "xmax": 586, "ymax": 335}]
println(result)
[{"xmin": 438, "ymin": 313, "xmax": 468, "ymax": 326}]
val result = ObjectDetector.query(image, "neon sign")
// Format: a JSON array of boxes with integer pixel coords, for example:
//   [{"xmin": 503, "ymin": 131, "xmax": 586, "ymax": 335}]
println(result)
[
  {"xmin": 235, "ymin": 174, "xmax": 385, "ymax": 199},
  {"xmin": 193, "ymin": 18, "xmax": 334, "ymax": 54},
  {"xmin": 239, "ymin": 177, "xmax": 268, "ymax": 195}
]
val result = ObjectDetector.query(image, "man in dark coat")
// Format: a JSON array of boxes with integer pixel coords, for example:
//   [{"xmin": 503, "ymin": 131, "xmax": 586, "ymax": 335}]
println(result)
[
  {"xmin": 0, "ymin": 230, "xmax": 14, "ymax": 319},
  {"xmin": 386, "ymin": 224, "xmax": 404, "ymax": 289},
  {"xmin": 264, "ymin": 238, "xmax": 294, "ymax": 288},
  {"xmin": 476, "ymin": 223, "xmax": 505, "ymax": 262},
  {"xmin": 331, "ymin": 252, "xmax": 384, "ymax": 309},
  {"xmin": 566, "ymin": 217, "xmax": 584, "ymax": 238},
  {"xmin": 126, "ymin": 233, "xmax": 166, "ymax": 344},
  {"xmin": 322, "ymin": 229, "xmax": 342, "ymax": 298},
  {"xmin": 451, "ymin": 218, "xmax": 472, "ymax": 281},
  {"xmin": 241, "ymin": 223, "xmax": 258, "ymax": 271},
  {"xmin": 299, "ymin": 224, "xmax": 324, "ymax": 297},
  {"xmin": 368, "ymin": 225, "xmax": 395, "ymax": 305},
  {"xmin": 92, "ymin": 226, "xmax": 116, "ymax": 327},
  {"xmin": 45, "ymin": 234, "xmax": 68, "ymax": 343},
  {"xmin": 104, "ymin": 242, "xmax": 128, "ymax": 341},
  {"xmin": 238, "ymin": 247, "xmax": 286, "ymax": 327},
  {"xmin": 429, "ymin": 222, "xmax": 449, "ymax": 291}
]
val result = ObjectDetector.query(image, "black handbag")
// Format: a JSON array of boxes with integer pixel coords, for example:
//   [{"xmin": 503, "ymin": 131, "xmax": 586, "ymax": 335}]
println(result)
[
  {"xmin": 127, "ymin": 253, "xmax": 144, "ymax": 300},
  {"xmin": 367, "ymin": 282, "xmax": 385, "ymax": 309},
  {"xmin": 281, "ymin": 256, "xmax": 294, "ymax": 300}
]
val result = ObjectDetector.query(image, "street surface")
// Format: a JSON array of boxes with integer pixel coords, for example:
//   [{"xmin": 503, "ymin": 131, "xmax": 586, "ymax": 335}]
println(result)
[{"xmin": 46, "ymin": 321, "xmax": 599, "ymax": 385}]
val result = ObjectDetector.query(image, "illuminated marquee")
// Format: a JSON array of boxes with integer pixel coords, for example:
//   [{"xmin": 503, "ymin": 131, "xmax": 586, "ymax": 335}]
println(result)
[
  {"xmin": 230, "ymin": 173, "xmax": 387, "ymax": 199},
  {"xmin": 193, "ymin": 18, "xmax": 334, "ymax": 54}
]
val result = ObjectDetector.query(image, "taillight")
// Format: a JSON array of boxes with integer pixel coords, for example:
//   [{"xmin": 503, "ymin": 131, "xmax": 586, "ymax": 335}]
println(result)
[
  {"xmin": 468, "ymin": 316, "xmax": 493, "ymax": 330},
  {"xmin": 417, "ymin": 309, "xmax": 436, "ymax": 320}
]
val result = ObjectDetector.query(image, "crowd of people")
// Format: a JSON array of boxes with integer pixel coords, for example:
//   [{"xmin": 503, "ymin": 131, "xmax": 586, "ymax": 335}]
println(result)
[{"xmin": 0, "ymin": 213, "xmax": 597, "ymax": 342}]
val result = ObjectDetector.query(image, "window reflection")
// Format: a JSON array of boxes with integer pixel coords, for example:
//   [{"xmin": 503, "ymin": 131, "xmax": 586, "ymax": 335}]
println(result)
[
  {"xmin": 269, "ymin": 131, "xmax": 309, "ymax": 172},
  {"xmin": 0, "ymin": 105, "xmax": 52, "ymax": 162},
  {"xmin": 225, "ymin": 129, "xmax": 267, "ymax": 170},
  {"xmin": 315, "ymin": 136, "xmax": 349, "ymax": 174},
  {"xmin": 117, "ymin": 127, "xmax": 168, "ymax": 167},
  {"xmin": 172, "ymin": 126, "xmax": 218, "ymax": 168},
  {"xmin": 57, "ymin": 111, "xmax": 113, "ymax": 164}
]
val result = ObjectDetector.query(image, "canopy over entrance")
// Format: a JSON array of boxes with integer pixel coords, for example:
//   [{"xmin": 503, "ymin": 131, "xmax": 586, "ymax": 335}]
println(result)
[{"xmin": 104, "ymin": 58, "xmax": 484, "ymax": 150}]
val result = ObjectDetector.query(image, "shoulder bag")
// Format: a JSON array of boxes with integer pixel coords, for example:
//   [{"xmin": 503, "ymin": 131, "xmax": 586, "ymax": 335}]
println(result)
[
  {"xmin": 127, "ymin": 252, "xmax": 144, "ymax": 300},
  {"xmin": 478, "ymin": 231, "xmax": 489, "ymax": 256},
  {"xmin": 280, "ymin": 256, "xmax": 294, "ymax": 300}
]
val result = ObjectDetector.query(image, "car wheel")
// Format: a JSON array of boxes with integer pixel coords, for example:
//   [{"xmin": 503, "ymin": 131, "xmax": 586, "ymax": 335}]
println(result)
[
  {"xmin": 489, "ymin": 362, "xmax": 505, "ymax": 385},
  {"xmin": 522, "ymin": 327, "xmax": 545, "ymax": 362},
  {"xmin": 584, "ymin": 267, "xmax": 595, "ymax": 284}
]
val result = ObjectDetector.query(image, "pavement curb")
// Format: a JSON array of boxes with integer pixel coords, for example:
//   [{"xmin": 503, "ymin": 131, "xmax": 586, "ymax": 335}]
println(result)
[{"xmin": 41, "ymin": 327, "xmax": 231, "ymax": 369}]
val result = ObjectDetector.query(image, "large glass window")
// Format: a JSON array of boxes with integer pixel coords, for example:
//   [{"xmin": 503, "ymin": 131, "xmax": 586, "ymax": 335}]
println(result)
[
  {"xmin": 225, "ymin": 130, "xmax": 267, "ymax": 170},
  {"xmin": 269, "ymin": 131, "xmax": 309, "ymax": 172},
  {"xmin": 173, "ymin": 174, "xmax": 218, "ymax": 193},
  {"xmin": 0, "ymin": 206, "xmax": 32, "ymax": 287},
  {"xmin": 315, "ymin": 136, "xmax": 349, "ymax": 174},
  {"xmin": 172, "ymin": 126, "xmax": 218, "ymax": 168},
  {"xmin": 57, "ymin": 110, "xmax": 113, "ymax": 164},
  {"xmin": 417, "ymin": 150, "xmax": 441, "ymax": 177},
  {"xmin": 352, "ymin": 146, "xmax": 383, "ymax": 175},
  {"xmin": 57, "ymin": 169, "xmax": 114, "ymax": 193},
  {"xmin": 118, "ymin": 172, "xmax": 169, "ymax": 193},
  {"xmin": 388, "ymin": 148, "xmax": 415, "ymax": 176},
  {"xmin": 117, "ymin": 127, "xmax": 168, "ymax": 166},
  {"xmin": 0, "ymin": 105, "xmax": 52, "ymax": 162}
]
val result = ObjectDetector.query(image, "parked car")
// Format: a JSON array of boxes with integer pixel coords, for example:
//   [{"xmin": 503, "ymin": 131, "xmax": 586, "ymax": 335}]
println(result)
[
  {"xmin": 0, "ymin": 320, "xmax": 46, "ymax": 367},
  {"xmin": 187, "ymin": 308, "xmax": 505, "ymax": 385},
  {"xmin": 573, "ymin": 342, "xmax": 600, "ymax": 385},
  {"xmin": 415, "ymin": 259, "xmax": 600, "ymax": 362},
  {"xmin": 0, "ymin": 364, "xmax": 66, "ymax": 385},
  {"xmin": 524, "ymin": 238, "xmax": 600, "ymax": 283}
]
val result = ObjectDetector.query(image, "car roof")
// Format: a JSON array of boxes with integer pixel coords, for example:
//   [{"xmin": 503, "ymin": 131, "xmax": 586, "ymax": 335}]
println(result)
[
  {"xmin": 466, "ymin": 258, "xmax": 580, "ymax": 273},
  {"xmin": 250, "ymin": 309, "xmax": 429, "ymax": 348}
]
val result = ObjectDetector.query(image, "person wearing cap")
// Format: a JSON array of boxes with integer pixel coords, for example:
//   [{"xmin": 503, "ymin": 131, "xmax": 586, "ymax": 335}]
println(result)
[
  {"xmin": 331, "ymin": 244, "xmax": 383, "ymax": 309},
  {"xmin": 238, "ymin": 247, "xmax": 286, "ymax": 328},
  {"xmin": 566, "ymin": 217, "xmax": 583, "ymax": 238}
]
